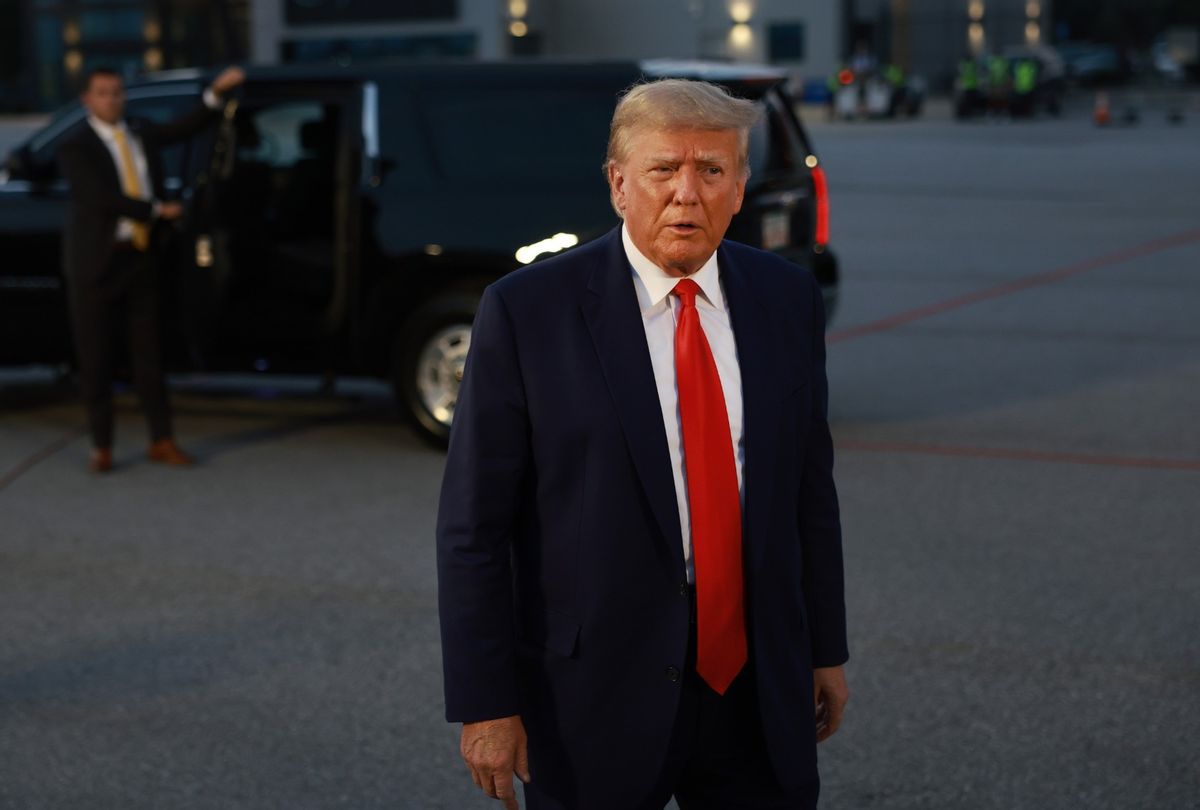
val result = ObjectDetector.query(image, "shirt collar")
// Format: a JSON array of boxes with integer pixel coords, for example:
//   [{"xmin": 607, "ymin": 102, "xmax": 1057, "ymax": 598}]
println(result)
[
  {"xmin": 87, "ymin": 116, "xmax": 128, "ymax": 142},
  {"xmin": 622, "ymin": 223, "xmax": 724, "ymax": 311}
]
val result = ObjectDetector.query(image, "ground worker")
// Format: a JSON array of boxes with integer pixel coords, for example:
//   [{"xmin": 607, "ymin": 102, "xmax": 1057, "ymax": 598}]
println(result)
[
  {"xmin": 833, "ymin": 64, "xmax": 857, "ymax": 120},
  {"xmin": 884, "ymin": 63, "xmax": 906, "ymax": 116},
  {"xmin": 827, "ymin": 69, "xmax": 841, "ymax": 121},
  {"xmin": 956, "ymin": 57, "xmax": 982, "ymax": 118},
  {"xmin": 1012, "ymin": 58, "xmax": 1038, "ymax": 117},
  {"xmin": 988, "ymin": 53, "xmax": 1010, "ymax": 117}
]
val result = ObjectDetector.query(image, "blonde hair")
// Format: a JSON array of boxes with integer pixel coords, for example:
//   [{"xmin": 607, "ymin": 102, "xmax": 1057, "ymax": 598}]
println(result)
[{"xmin": 605, "ymin": 78, "xmax": 762, "ymax": 178}]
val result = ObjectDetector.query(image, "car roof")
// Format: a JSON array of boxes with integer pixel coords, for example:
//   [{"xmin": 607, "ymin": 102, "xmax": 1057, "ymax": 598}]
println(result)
[
  {"xmin": 640, "ymin": 59, "xmax": 787, "ymax": 82},
  {"xmin": 135, "ymin": 59, "xmax": 786, "ymax": 90}
]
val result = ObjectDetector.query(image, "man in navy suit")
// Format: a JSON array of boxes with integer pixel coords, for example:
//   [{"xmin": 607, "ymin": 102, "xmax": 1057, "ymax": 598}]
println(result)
[{"xmin": 438, "ymin": 79, "xmax": 849, "ymax": 810}]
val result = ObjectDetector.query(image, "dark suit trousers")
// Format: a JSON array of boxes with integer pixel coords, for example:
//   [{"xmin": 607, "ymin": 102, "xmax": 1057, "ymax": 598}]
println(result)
[
  {"xmin": 524, "ymin": 596, "xmax": 819, "ymax": 810},
  {"xmin": 68, "ymin": 248, "xmax": 173, "ymax": 448}
]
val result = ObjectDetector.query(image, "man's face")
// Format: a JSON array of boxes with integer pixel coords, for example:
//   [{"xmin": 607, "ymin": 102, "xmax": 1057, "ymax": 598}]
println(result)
[
  {"xmin": 81, "ymin": 75, "xmax": 126, "ymax": 125},
  {"xmin": 608, "ymin": 126, "xmax": 747, "ymax": 277}
]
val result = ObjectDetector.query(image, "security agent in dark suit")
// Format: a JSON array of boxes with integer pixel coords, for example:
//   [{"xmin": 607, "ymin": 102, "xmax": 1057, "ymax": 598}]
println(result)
[
  {"xmin": 57, "ymin": 65, "xmax": 244, "ymax": 473},
  {"xmin": 438, "ymin": 80, "xmax": 849, "ymax": 810}
]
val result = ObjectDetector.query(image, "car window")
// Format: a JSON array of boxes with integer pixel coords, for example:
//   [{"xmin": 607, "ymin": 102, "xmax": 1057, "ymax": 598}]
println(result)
[
  {"xmin": 420, "ymin": 87, "xmax": 615, "ymax": 186},
  {"xmin": 234, "ymin": 101, "xmax": 328, "ymax": 168},
  {"xmin": 25, "ymin": 105, "xmax": 88, "ymax": 182},
  {"xmin": 747, "ymin": 116, "xmax": 769, "ymax": 178},
  {"xmin": 748, "ymin": 97, "xmax": 800, "ymax": 180},
  {"xmin": 214, "ymin": 100, "xmax": 342, "ymax": 245},
  {"xmin": 125, "ymin": 94, "xmax": 197, "ymax": 179}
]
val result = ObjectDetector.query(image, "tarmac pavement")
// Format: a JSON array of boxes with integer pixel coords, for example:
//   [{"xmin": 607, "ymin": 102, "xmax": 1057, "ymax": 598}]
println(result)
[{"xmin": 2, "ymin": 104, "xmax": 1199, "ymax": 809}]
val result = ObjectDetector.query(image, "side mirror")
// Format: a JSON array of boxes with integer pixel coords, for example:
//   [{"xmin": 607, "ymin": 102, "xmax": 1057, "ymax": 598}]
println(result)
[
  {"xmin": 3, "ymin": 144, "xmax": 32, "ymax": 180},
  {"xmin": 3, "ymin": 144, "xmax": 57, "ymax": 185}
]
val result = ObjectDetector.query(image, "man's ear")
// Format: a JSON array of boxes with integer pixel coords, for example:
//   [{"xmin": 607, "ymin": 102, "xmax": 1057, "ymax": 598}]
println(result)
[{"xmin": 607, "ymin": 162, "xmax": 626, "ymax": 213}]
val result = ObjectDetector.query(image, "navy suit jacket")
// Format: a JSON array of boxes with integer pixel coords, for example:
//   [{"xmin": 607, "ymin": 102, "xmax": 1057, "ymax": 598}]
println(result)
[{"xmin": 437, "ymin": 226, "xmax": 848, "ymax": 808}]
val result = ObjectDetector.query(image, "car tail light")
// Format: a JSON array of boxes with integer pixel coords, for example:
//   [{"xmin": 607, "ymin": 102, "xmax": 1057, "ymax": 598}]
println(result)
[{"xmin": 811, "ymin": 164, "xmax": 830, "ymax": 249}]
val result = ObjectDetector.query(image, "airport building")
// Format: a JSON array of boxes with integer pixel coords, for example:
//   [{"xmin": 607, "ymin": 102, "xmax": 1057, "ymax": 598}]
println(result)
[
  {"xmin": 250, "ymin": 0, "xmax": 1050, "ymax": 92},
  {"xmin": 1, "ymin": 0, "xmax": 1050, "ymax": 110},
  {"xmin": 248, "ymin": 0, "xmax": 842, "ymax": 89}
]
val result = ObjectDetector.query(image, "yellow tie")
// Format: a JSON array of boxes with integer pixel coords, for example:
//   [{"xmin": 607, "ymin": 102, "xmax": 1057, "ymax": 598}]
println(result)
[{"xmin": 111, "ymin": 127, "xmax": 150, "ymax": 251}]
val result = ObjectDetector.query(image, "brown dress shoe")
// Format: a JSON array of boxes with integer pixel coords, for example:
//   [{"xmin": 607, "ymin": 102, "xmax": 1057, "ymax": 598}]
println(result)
[
  {"xmin": 89, "ymin": 447, "xmax": 114, "ymax": 474},
  {"xmin": 147, "ymin": 438, "xmax": 195, "ymax": 466}
]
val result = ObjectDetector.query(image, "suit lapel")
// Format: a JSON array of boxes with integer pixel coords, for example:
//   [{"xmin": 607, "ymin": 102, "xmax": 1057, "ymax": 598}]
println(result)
[
  {"xmin": 80, "ymin": 125, "xmax": 123, "ymax": 191},
  {"xmin": 581, "ymin": 229, "xmax": 686, "ymax": 572},
  {"xmin": 718, "ymin": 244, "xmax": 781, "ymax": 556}
]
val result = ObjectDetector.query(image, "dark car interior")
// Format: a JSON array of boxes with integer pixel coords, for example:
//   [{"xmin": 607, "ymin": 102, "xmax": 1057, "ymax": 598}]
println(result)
[{"xmin": 198, "ymin": 95, "xmax": 352, "ymax": 358}]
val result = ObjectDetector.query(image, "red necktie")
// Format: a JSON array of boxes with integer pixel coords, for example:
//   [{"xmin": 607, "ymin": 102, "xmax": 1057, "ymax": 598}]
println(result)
[{"xmin": 672, "ymin": 278, "xmax": 747, "ymax": 695}]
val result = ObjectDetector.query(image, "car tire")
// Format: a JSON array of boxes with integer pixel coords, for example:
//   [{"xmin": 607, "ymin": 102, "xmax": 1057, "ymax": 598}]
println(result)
[{"xmin": 393, "ymin": 291, "xmax": 480, "ymax": 446}]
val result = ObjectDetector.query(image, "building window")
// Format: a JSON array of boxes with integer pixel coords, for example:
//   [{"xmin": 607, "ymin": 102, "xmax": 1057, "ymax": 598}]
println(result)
[
  {"xmin": 23, "ymin": 0, "xmax": 247, "ymax": 109},
  {"xmin": 79, "ymin": 9, "xmax": 144, "ymax": 40},
  {"xmin": 35, "ymin": 14, "xmax": 65, "ymax": 103},
  {"xmin": 768, "ymin": 22, "xmax": 805, "ymax": 62},
  {"xmin": 285, "ymin": 0, "xmax": 458, "ymax": 25},
  {"xmin": 282, "ymin": 33, "xmax": 477, "ymax": 64}
]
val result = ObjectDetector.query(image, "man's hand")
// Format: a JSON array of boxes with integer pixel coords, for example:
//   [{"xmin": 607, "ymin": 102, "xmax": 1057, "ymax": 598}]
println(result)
[
  {"xmin": 210, "ymin": 66, "xmax": 246, "ymax": 96},
  {"xmin": 814, "ymin": 665, "xmax": 849, "ymax": 742},
  {"xmin": 461, "ymin": 715, "xmax": 530, "ymax": 810},
  {"xmin": 157, "ymin": 201, "xmax": 184, "ymax": 221}
]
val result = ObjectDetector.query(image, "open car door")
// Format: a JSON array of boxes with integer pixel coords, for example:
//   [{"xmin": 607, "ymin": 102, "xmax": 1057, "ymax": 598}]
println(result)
[{"xmin": 180, "ymin": 82, "xmax": 361, "ymax": 374}]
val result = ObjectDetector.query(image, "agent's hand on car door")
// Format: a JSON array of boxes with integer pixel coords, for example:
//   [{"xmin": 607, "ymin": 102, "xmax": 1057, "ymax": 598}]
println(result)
[{"xmin": 210, "ymin": 66, "xmax": 246, "ymax": 96}]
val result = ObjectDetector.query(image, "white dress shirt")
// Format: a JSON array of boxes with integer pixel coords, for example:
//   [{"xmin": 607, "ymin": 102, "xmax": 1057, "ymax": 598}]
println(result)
[
  {"xmin": 87, "ymin": 116, "xmax": 153, "ymax": 243},
  {"xmin": 622, "ymin": 224, "xmax": 745, "ymax": 584}
]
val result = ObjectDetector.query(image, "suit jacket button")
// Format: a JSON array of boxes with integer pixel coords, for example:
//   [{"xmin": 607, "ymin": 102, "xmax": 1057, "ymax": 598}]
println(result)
[
  {"xmin": 665, "ymin": 666, "xmax": 680, "ymax": 682},
  {"xmin": 679, "ymin": 584, "xmax": 689, "ymax": 597}
]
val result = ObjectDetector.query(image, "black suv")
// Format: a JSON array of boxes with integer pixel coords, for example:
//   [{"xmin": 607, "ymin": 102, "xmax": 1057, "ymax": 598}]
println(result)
[{"xmin": 0, "ymin": 60, "xmax": 839, "ymax": 443}]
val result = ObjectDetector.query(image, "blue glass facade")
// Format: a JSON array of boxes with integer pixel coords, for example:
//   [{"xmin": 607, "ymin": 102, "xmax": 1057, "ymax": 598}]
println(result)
[{"xmin": 8, "ymin": 0, "xmax": 248, "ymax": 111}]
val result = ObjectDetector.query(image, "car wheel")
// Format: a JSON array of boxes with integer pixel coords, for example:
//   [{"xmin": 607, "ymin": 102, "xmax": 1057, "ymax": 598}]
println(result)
[{"xmin": 393, "ymin": 292, "xmax": 479, "ymax": 446}]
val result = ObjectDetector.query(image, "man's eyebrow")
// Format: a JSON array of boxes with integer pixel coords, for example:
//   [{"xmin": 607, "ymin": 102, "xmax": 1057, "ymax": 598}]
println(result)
[
  {"xmin": 694, "ymin": 153, "xmax": 733, "ymax": 164},
  {"xmin": 642, "ymin": 153, "xmax": 732, "ymax": 165}
]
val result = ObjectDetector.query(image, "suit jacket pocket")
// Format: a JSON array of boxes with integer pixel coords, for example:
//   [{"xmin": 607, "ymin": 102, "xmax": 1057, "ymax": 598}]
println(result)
[{"xmin": 519, "ymin": 608, "xmax": 581, "ymax": 659}]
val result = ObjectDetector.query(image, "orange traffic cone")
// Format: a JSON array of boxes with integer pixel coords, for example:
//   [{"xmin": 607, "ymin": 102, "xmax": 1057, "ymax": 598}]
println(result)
[{"xmin": 1093, "ymin": 92, "xmax": 1111, "ymax": 126}]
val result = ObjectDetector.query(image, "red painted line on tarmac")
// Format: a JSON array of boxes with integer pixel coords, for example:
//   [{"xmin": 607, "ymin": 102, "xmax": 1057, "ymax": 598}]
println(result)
[
  {"xmin": 827, "ymin": 226, "xmax": 1200, "ymax": 344},
  {"xmin": 0, "ymin": 425, "xmax": 87, "ymax": 493},
  {"xmin": 837, "ymin": 439, "xmax": 1200, "ymax": 472}
]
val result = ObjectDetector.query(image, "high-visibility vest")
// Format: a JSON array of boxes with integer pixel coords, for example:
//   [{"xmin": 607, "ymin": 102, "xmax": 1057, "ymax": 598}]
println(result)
[
  {"xmin": 959, "ymin": 61, "xmax": 979, "ymax": 90},
  {"xmin": 988, "ymin": 57, "xmax": 1009, "ymax": 86},
  {"xmin": 1014, "ymin": 60, "xmax": 1037, "ymax": 93}
]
